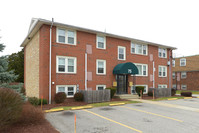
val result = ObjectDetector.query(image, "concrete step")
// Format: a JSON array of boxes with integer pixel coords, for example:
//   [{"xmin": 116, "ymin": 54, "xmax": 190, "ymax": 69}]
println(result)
[{"xmin": 116, "ymin": 94, "xmax": 139, "ymax": 99}]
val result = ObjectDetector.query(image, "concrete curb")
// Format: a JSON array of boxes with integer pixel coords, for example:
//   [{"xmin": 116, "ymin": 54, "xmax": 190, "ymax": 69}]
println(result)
[
  {"xmin": 184, "ymin": 97, "xmax": 192, "ymax": 99},
  {"xmin": 45, "ymin": 108, "xmax": 64, "ymax": 113},
  {"xmin": 109, "ymin": 103, "xmax": 125, "ymax": 106},
  {"xmin": 167, "ymin": 98, "xmax": 178, "ymax": 100},
  {"xmin": 71, "ymin": 106, "xmax": 93, "ymax": 110}
]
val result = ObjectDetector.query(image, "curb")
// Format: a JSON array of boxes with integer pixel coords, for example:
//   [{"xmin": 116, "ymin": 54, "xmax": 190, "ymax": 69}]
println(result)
[
  {"xmin": 109, "ymin": 103, "xmax": 125, "ymax": 106},
  {"xmin": 167, "ymin": 98, "xmax": 178, "ymax": 100},
  {"xmin": 45, "ymin": 108, "xmax": 64, "ymax": 113},
  {"xmin": 184, "ymin": 97, "xmax": 192, "ymax": 99},
  {"xmin": 71, "ymin": 106, "xmax": 93, "ymax": 110}
]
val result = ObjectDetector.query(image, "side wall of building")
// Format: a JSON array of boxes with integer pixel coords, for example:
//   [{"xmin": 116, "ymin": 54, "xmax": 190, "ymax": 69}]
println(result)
[{"xmin": 24, "ymin": 31, "xmax": 40, "ymax": 97}]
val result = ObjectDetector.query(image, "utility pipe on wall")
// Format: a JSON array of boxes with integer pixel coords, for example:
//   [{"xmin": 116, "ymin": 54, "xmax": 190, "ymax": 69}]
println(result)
[
  {"xmin": 153, "ymin": 61, "xmax": 155, "ymax": 88},
  {"xmin": 85, "ymin": 52, "xmax": 87, "ymax": 90},
  {"xmin": 49, "ymin": 18, "xmax": 54, "ymax": 104}
]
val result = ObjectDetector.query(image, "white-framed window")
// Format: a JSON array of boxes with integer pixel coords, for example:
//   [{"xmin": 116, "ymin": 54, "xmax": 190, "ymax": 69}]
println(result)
[
  {"xmin": 134, "ymin": 63, "xmax": 148, "ymax": 76},
  {"xmin": 158, "ymin": 84, "xmax": 167, "ymax": 88},
  {"xmin": 56, "ymin": 85, "xmax": 76, "ymax": 97},
  {"xmin": 57, "ymin": 28, "xmax": 76, "ymax": 45},
  {"xmin": 172, "ymin": 72, "xmax": 175, "ymax": 79},
  {"xmin": 172, "ymin": 84, "xmax": 176, "ymax": 89},
  {"xmin": 180, "ymin": 58, "xmax": 186, "ymax": 66},
  {"xmin": 172, "ymin": 60, "xmax": 175, "ymax": 67},
  {"xmin": 181, "ymin": 85, "xmax": 187, "ymax": 90},
  {"xmin": 181, "ymin": 72, "xmax": 187, "ymax": 79},
  {"xmin": 96, "ymin": 59, "xmax": 106, "ymax": 75},
  {"xmin": 56, "ymin": 56, "xmax": 77, "ymax": 74},
  {"xmin": 131, "ymin": 43, "xmax": 147, "ymax": 55},
  {"xmin": 118, "ymin": 46, "xmax": 126, "ymax": 60},
  {"xmin": 96, "ymin": 35, "xmax": 106, "ymax": 49},
  {"xmin": 158, "ymin": 48, "xmax": 167, "ymax": 58},
  {"xmin": 131, "ymin": 85, "xmax": 148, "ymax": 94},
  {"xmin": 96, "ymin": 85, "xmax": 106, "ymax": 90},
  {"xmin": 158, "ymin": 65, "xmax": 167, "ymax": 77}
]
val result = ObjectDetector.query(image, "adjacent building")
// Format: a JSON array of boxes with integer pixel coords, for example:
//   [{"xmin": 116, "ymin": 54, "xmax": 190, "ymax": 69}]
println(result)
[
  {"xmin": 21, "ymin": 18, "xmax": 176, "ymax": 103},
  {"xmin": 173, "ymin": 55, "xmax": 199, "ymax": 90}
]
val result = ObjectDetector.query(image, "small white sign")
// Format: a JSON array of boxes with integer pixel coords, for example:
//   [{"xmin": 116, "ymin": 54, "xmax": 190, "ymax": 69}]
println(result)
[{"xmin": 128, "ymin": 69, "xmax": 132, "ymax": 73}]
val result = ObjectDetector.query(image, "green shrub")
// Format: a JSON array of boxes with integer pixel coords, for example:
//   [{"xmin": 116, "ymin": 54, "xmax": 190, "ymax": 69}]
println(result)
[
  {"xmin": 148, "ymin": 91, "xmax": 153, "ymax": 96},
  {"xmin": 135, "ymin": 86, "xmax": 144, "ymax": 97},
  {"xmin": 171, "ymin": 88, "xmax": 176, "ymax": 96},
  {"xmin": 28, "ymin": 97, "xmax": 39, "ymax": 106},
  {"xmin": 39, "ymin": 98, "xmax": 48, "ymax": 105},
  {"xmin": 181, "ymin": 92, "xmax": 192, "ymax": 97},
  {"xmin": 54, "ymin": 92, "xmax": 66, "ymax": 103},
  {"xmin": 20, "ymin": 87, "xmax": 26, "ymax": 95},
  {"xmin": 106, "ymin": 87, "xmax": 116, "ymax": 99},
  {"xmin": 0, "ymin": 88, "xmax": 23, "ymax": 130},
  {"xmin": 74, "ymin": 92, "xmax": 84, "ymax": 101}
]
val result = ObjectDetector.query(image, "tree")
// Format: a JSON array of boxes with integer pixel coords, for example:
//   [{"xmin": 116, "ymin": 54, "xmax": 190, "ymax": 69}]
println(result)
[
  {"xmin": 8, "ymin": 49, "xmax": 24, "ymax": 82},
  {"xmin": 0, "ymin": 44, "xmax": 18, "ymax": 83}
]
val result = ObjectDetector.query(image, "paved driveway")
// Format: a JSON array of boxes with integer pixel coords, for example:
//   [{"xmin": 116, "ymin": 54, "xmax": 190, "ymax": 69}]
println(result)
[{"xmin": 46, "ymin": 100, "xmax": 199, "ymax": 133}]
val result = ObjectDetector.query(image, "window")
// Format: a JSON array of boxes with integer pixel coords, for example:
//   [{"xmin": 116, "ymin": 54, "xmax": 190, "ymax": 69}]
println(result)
[
  {"xmin": 131, "ymin": 85, "xmax": 148, "ymax": 94},
  {"xmin": 56, "ymin": 85, "xmax": 76, "ymax": 97},
  {"xmin": 135, "ymin": 63, "xmax": 148, "ymax": 76},
  {"xmin": 96, "ymin": 59, "xmax": 106, "ymax": 75},
  {"xmin": 172, "ymin": 84, "xmax": 176, "ymax": 89},
  {"xmin": 181, "ymin": 85, "xmax": 187, "ymax": 90},
  {"xmin": 180, "ymin": 58, "xmax": 186, "ymax": 66},
  {"xmin": 131, "ymin": 43, "xmax": 147, "ymax": 55},
  {"xmin": 96, "ymin": 36, "xmax": 106, "ymax": 49},
  {"xmin": 172, "ymin": 60, "xmax": 175, "ymax": 67},
  {"xmin": 158, "ymin": 84, "xmax": 167, "ymax": 88},
  {"xmin": 181, "ymin": 72, "xmax": 187, "ymax": 79},
  {"xmin": 118, "ymin": 46, "xmax": 126, "ymax": 60},
  {"xmin": 96, "ymin": 85, "xmax": 106, "ymax": 90},
  {"xmin": 56, "ymin": 56, "xmax": 77, "ymax": 73},
  {"xmin": 158, "ymin": 48, "xmax": 167, "ymax": 58},
  {"xmin": 172, "ymin": 72, "xmax": 175, "ymax": 79},
  {"xmin": 57, "ymin": 28, "xmax": 76, "ymax": 45},
  {"xmin": 159, "ymin": 66, "xmax": 167, "ymax": 77}
]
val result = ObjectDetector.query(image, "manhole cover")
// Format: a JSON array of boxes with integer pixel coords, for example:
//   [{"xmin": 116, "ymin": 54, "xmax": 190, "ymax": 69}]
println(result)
[
  {"xmin": 135, "ymin": 105, "xmax": 143, "ymax": 107},
  {"xmin": 62, "ymin": 111, "xmax": 74, "ymax": 116},
  {"xmin": 143, "ymin": 118, "xmax": 152, "ymax": 122},
  {"xmin": 100, "ymin": 107, "xmax": 115, "ymax": 111}
]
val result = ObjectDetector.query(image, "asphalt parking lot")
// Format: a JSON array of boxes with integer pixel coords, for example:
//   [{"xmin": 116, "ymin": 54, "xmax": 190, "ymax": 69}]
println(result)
[{"xmin": 46, "ymin": 99, "xmax": 199, "ymax": 133}]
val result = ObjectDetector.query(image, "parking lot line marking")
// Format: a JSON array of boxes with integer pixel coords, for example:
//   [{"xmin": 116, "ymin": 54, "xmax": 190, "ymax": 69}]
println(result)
[
  {"xmin": 83, "ymin": 109, "xmax": 142, "ymax": 133},
  {"xmin": 120, "ymin": 106, "xmax": 183, "ymax": 123}
]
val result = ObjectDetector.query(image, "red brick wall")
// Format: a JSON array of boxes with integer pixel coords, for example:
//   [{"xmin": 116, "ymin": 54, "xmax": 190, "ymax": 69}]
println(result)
[
  {"xmin": 173, "ymin": 71, "xmax": 199, "ymax": 90},
  {"xmin": 37, "ymin": 24, "xmax": 173, "ymax": 101}
]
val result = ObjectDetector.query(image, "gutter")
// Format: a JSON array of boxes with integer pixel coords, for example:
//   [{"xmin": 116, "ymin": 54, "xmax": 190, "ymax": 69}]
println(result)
[{"xmin": 49, "ymin": 18, "xmax": 54, "ymax": 104}]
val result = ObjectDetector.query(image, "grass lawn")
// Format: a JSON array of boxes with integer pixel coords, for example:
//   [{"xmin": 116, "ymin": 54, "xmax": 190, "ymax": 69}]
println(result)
[
  {"xmin": 51, "ymin": 100, "xmax": 140, "ymax": 110},
  {"xmin": 176, "ymin": 90, "xmax": 199, "ymax": 94},
  {"xmin": 151, "ymin": 96, "xmax": 185, "ymax": 101}
]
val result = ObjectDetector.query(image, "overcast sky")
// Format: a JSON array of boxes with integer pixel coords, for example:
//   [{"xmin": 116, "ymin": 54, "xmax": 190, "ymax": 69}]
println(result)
[{"xmin": 0, "ymin": 0, "xmax": 199, "ymax": 57}]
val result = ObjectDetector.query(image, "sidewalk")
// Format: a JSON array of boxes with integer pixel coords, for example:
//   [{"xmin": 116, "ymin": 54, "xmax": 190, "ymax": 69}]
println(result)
[{"xmin": 130, "ymin": 99, "xmax": 199, "ymax": 112}]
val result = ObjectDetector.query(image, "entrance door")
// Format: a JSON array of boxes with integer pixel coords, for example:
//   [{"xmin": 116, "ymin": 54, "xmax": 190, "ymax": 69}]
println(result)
[{"xmin": 117, "ymin": 75, "xmax": 128, "ymax": 94}]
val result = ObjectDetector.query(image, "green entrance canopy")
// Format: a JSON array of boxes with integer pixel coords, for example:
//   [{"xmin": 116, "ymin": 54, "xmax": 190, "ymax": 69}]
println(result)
[{"xmin": 113, "ymin": 62, "xmax": 138, "ymax": 75}]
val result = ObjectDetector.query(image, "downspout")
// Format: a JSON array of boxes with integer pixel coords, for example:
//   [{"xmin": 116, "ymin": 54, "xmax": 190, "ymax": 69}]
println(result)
[
  {"xmin": 169, "ymin": 49, "xmax": 172, "ymax": 88},
  {"xmin": 153, "ymin": 61, "xmax": 155, "ymax": 88},
  {"xmin": 49, "ymin": 18, "xmax": 54, "ymax": 104},
  {"xmin": 85, "ymin": 52, "xmax": 87, "ymax": 90}
]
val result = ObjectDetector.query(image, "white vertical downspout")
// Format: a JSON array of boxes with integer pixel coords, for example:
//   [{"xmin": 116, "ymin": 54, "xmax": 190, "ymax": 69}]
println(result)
[
  {"xmin": 169, "ymin": 50, "xmax": 172, "ymax": 88},
  {"xmin": 153, "ymin": 61, "xmax": 155, "ymax": 88},
  {"xmin": 49, "ymin": 18, "xmax": 54, "ymax": 104},
  {"xmin": 85, "ymin": 52, "xmax": 87, "ymax": 90}
]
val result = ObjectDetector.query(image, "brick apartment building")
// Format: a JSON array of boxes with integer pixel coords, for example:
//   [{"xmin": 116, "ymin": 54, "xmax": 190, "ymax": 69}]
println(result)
[
  {"xmin": 21, "ymin": 18, "xmax": 176, "ymax": 103},
  {"xmin": 173, "ymin": 55, "xmax": 199, "ymax": 90}
]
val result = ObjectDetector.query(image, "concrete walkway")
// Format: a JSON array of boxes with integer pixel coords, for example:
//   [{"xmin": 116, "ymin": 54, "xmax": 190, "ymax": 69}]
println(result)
[{"xmin": 130, "ymin": 99, "xmax": 199, "ymax": 112}]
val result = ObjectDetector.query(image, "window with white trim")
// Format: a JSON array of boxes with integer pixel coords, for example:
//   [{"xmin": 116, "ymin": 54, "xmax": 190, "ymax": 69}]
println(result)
[
  {"xmin": 118, "ymin": 46, "xmax": 126, "ymax": 60},
  {"xmin": 96, "ymin": 36, "xmax": 106, "ymax": 49},
  {"xmin": 96, "ymin": 85, "xmax": 106, "ymax": 90},
  {"xmin": 57, "ymin": 28, "xmax": 76, "ymax": 45},
  {"xmin": 159, "ymin": 66, "xmax": 167, "ymax": 77},
  {"xmin": 135, "ymin": 63, "xmax": 148, "ymax": 76},
  {"xmin": 158, "ymin": 48, "xmax": 167, "ymax": 58},
  {"xmin": 96, "ymin": 59, "xmax": 106, "ymax": 75},
  {"xmin": 131, "ymin": 85, "xmax": 148, "ymax": 94},
  {"xmin": 181, "ymin": 72, "xmax": 187, "ymax": 79},
  {"xmin": 158, "ymin": 84, "xmax": 167, "ymax": 88},
  {"xmin": 181, "ymin": 85, "xmax": 187, "ymax": 90},
  {"xmin": 172, "ymin": 84, "xmax": 176, "ymax": 89},
  {"xmin": 172, "ymin": 72, "xmax": 175, "ymax": 79},
  {"xmin": 131, "ymin": 43, "xmax": 147, "ymax": 55},
  {"xmin": 56, "ymin": 85, "xmax": 76, "ymax": 97},
  {"xmin": 172, "ymin": 60, "xmax": 175, "ymax": 67},
  {"xmin": 57, "ymin": 56, "xmax": 77, "ymax": 73},
  {"xmin": 180, "ymin": 58, "xmax": 186, "ymax": 66}
]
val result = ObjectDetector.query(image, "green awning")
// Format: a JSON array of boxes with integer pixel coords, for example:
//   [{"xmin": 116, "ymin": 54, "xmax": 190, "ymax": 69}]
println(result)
[{"xmin": 113, "ymin": 62, "xmax": 138, "ymax": 75}]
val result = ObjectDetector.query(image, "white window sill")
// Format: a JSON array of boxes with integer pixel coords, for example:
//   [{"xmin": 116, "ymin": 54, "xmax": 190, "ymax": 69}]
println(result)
[{"xmin": 56, "ymin": 41, "xmax": 76, "ymax": 46}]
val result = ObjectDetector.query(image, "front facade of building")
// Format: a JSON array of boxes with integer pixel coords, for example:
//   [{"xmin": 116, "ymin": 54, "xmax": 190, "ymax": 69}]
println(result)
[
  {"xmin": 173, "ymin": 55, "xmax": 199, "ymax": 90},
  {"xmin": 21, "ymin": 18, "xmax": 175, "ymax": 102}
]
